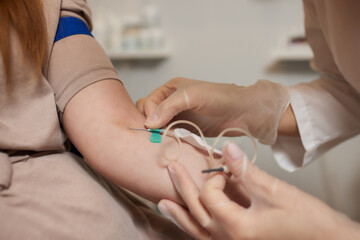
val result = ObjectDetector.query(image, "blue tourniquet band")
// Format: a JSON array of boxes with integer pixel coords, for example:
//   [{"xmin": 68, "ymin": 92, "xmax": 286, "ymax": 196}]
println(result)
[{"xmin": 54, "ymin": 17, "xmax": 93, "ymax": 43}]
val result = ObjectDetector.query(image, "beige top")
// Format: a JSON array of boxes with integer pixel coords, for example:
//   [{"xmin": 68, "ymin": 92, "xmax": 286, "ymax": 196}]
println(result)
[
  {"xmin": 0, "ymin": 1, "xmax": 191, "ymax": 239},
  {"xmin": 0, "ymin": 0, "xmax": 120, "ymax": 152}
]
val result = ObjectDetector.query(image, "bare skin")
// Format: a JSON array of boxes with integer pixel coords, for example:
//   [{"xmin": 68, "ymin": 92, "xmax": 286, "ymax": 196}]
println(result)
[
  {"xmin": 63, "ymin": 80, "xmax": 209, "ymax": 204},
  {"xmin": 278, "ymin": 104, "xmax": 299, "ymax": 137}
]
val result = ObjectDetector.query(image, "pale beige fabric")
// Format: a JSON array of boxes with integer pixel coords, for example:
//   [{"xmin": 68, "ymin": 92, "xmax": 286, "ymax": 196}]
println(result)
[
  {"xmin": 0, "ymin": 0, "xmax": 191, "ymax": 239},
  {"xmin": 272, "ymin": 0, "xmax": 360, "ymax": 171},
  {"xmin": 1, "ymin": 152, "xmax": 192, "ymax": 239}
]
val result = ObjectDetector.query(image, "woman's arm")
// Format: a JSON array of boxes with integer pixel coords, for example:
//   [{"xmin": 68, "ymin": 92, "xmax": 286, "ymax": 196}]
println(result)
[{"xmin": 62, "ymin": 79, "xmax": 209, "ymax": 204}]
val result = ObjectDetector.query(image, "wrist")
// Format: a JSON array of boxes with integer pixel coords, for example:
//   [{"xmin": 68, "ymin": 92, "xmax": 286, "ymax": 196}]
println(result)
[
  {"xmin": 277, "ymin": 104, "xmax": 300, "ymax": 137},
  {"xmin": 319, "ymin": 210, "xmax": 360, "ymax": 240},
  {"xmin": 333, "ymin": 213, "xmax": 360, "ymax": 239}
]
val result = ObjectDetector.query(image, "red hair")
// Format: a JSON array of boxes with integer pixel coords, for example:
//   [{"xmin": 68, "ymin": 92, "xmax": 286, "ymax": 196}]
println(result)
[{"xmin": 0, "ymin": 0, "xmax": 47, "ymax": 92}]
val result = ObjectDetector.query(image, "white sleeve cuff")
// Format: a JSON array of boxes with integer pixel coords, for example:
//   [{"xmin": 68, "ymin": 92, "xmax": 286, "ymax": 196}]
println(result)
[{"xmin": 271, "ymin": 81, "xmax": 360, "ymax": 172}]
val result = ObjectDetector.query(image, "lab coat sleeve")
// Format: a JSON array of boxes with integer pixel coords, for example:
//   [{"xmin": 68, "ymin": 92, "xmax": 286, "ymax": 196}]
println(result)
[
  {"xmin": 272, "ymin": 78, "xmax": 360, "ymax": 172},
  {"xmin": 272, "ymin": 0, "xmax": 360, "ymax": 172}
]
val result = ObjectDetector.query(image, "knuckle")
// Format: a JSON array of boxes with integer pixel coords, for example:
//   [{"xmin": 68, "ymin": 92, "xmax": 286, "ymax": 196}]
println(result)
[
  {"xmin": 199, "ymin": 183, "xmax": 214, "ymax": 205},
  {"xmin": 136, "ymin": 100, "xmax": 145, "ymax": 112},
  {"xmin": 161, "ymin": 101, "xmax": 180, "ymax": 117},
  {"xmin": 143, "ymin": 101, "xmax": 153, "ymax": 114},
  {"xmin": 185, "ymin": 87, "xmax": 201, "ymax": 108},
  {"xmin": 232, "ymin": 217, "xmax": 256, "ymax": 240},
  {"xmin": 199, "ymin": 189, "xmax": 209, "ymax": 205},
  {"xmin": 198, "ymin": 217, "xmax": 211, "ymax": 229},
  {"xmin": 252, "ymin": 170, "xmax": 275, "ymax": 196},
  {"xmin": 136, "ymin": 97, "xmax": 144, "ymax": 105},
  {"xmin": 170, "ymin": 77, "xmax": 184, "ymax": 84},
  {"xmin": 158, "ymin": 102, "xmax": 170, "ymax": 115},
  {"xmin": 230, "ymin": 161, "xmax": 245, "ymax": 179}
]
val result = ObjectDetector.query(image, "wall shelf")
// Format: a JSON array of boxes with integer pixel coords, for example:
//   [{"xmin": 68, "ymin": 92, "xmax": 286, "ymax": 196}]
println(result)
[
  {"xmin": 270, "ymin": 43, "xmax": 313, "ymax": 62},
  {"xmin": 106, "ymin": 49, "xmax": 171, "ymax": 60}
]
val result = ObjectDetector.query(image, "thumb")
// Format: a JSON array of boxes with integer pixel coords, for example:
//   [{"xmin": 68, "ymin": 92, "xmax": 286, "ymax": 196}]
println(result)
[
  {"xmin": 222, "ymin": 142, "xmax": 279, "ymax": 200},
  {"xmin": 145, "ymin": 89, "xmax": 193, "ymax": 129}
]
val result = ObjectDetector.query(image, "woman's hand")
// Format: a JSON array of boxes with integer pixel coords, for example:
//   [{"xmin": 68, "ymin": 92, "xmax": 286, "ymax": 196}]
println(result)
[
  {"xmin": 137, "ymin": 77, "xmax": 291, "ymax": 144},
  {"xmin": 157, "ymin": 142, "xmax": 359, "ymax": 240}
]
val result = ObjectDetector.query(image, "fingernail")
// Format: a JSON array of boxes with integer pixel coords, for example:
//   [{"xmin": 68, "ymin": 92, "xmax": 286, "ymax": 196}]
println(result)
[
  {"xmin": 158, "ymin": 202, "xmax": 173, "ymax": 220},
  {"xmin": 222, "ymin": 140, "xmax": 231, "ymax": 149},
  {"xmin": 227, "ymin": 142, "xmax": 244, "ymax": 160},
  {"xmin": 168, "ymin": 164, "xmax": 181, "ymax": 194},
  {"xmin": 145, "ymin": 112, "xmax": 159, "ymax": 126},
  {"xmin": 158, "ymin": 202, "xmax": 183, "ymax": 231}
]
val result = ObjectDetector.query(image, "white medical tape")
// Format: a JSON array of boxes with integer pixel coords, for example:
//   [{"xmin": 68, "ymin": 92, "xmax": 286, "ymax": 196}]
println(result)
[
  {"xmin": 173, "ymin": 128, "xmax": 222, "ymax": 156},
  {"xmin": 160, "ymin": 120, "xmax": 257, "ymax": 169}
]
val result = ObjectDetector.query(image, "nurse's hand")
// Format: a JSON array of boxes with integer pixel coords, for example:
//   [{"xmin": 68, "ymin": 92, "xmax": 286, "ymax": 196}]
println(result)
[
  {"xmin": 158, "ymin": 142, "xmax": 359, "ymax": 240},
  {"xmin": 137, "ymin": 77, "xmax": 291, "ymax": 145}
]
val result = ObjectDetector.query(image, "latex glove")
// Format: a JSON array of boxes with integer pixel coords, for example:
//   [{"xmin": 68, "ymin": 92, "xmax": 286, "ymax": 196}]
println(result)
[
  {"xmin": 158, "ymin": 142, "xmax": 360, "ymax": 240},
  {"xmin": 137, "ymin": 77, "xmax": 289, "ymax": 145}
]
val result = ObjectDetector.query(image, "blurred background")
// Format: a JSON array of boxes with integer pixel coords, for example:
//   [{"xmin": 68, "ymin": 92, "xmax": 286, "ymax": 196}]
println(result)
[{"xmin": 87, "ymin": 0, "xmax": 360, "ymax": 220}]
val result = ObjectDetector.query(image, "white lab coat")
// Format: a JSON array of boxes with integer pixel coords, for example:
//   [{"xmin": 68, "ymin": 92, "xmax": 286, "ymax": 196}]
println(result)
[{"xmin": 272, "ymin": 0, "xmax": 360, "ymax": 172}]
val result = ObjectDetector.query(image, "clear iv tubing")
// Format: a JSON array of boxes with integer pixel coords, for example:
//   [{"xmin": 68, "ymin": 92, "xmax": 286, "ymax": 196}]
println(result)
[{"xmin": 160, "ymin": 120, "xmax": 258, "ymax": 168}]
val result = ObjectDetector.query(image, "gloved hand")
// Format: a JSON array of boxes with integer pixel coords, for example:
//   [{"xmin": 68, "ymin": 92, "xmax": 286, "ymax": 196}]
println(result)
[
  {"xmin": 157, "ymin": 142, "xmax": 358, "ymax": 240},
  {"xmin": 137, "ymin": 77, "xmax": 290, "ymax": 145}
]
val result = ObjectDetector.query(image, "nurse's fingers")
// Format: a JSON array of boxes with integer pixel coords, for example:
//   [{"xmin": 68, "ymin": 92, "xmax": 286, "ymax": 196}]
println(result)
[
  {"xmin": 144, "ymin": 77, "xmax": 199, "ymax": 128},
  {"xmin": 136, "ymin": 83, "xmax": 175, "ymax": 117},
  {"xmin": 158, "ymin": 200, "xmax": 211, "ymax": 240},
  {"xmin": 168, "ymin": 162, "xmax": 212, "ymax": 227},
  {"xmin": 200, "ymin": 173, "xmax": 245, "ymax": 224},
  {"xmin": 222, "ymin": 142, "xmax": 279, "ymax": 202},
  {"xmin": 145, "ymin": 89, "xmax": 195, "ymax": 128},
  {"xmin": 142, "ymin": 80, "xmax": 178, "ymax": 114},
  {"xmin": 136, "ymin": 97, "xmax": 146, "ymax": 114}
]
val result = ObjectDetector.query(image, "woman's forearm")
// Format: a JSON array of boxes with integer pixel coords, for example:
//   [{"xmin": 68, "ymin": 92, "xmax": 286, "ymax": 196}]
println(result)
[{"xmin": 63, "ymin": 80, "xmax": 209, "ymax": 203}]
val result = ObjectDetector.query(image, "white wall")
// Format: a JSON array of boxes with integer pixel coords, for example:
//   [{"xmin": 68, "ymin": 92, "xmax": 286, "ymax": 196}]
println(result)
[{"xmin": 88, "ymin": 0, "xmax": 360, "ymax": 220}]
